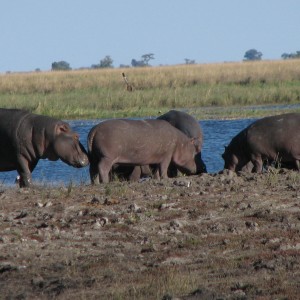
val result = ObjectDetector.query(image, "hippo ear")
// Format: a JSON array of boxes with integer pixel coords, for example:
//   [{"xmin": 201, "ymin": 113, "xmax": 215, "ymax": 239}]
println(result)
[
  {"xmin": 190, "ymin": 137, "xmax": 196, "ymax": 144},
  {"xmin": 190, "ymin": 137, "xmax": 201, "ymax": 146},
  {"xmin": 55, "ymin": 124, "xmax": 70, "ymax": 135}
]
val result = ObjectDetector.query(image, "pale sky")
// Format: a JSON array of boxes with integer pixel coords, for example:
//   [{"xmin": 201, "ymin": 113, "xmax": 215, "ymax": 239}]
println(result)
[{"xmin": 1, "ymin": 0, "xmax": 299, "ymax": 72}]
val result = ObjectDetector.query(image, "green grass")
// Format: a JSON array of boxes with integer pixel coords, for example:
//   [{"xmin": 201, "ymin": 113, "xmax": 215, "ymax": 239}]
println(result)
[{"xmin": 1, "ymin": 59, "xmax": 300, "ymax": 120}]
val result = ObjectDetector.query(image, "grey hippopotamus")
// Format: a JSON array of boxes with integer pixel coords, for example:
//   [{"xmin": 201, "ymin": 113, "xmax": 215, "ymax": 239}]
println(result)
[
  {"xmin": 0, "ymin": 108, "xmax": 89, "ymax": 187},
  {"xmin": 113, "ymin": 110, "xmax": 207, "ymax": 181},
  {"xmin": 222, "ymin": 113, "xmax": 300, "ymax": 173},
  {"xmin": 87, "ymin": 119, "xmax": 197, "ymax": 184}
]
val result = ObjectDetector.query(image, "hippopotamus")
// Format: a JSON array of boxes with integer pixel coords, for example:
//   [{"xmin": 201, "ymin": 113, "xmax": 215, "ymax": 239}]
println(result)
[
  {"xmin": 112, "ymin": 110, "xmax": 207, "ymax": 181},
  {"xmin": 157, "ymin": 110, "xmax": 206, "ymax": 174},
  {"xmin": 222, "ymin": 113, "xmax": 300, "ymax": 173},
  {"xmin": 0, "ymin": 108, "xmax": 89, "ymax": 187},
  {"xmin": 87, "ymin": 119, "xmax": 197, "ymax": 184}
]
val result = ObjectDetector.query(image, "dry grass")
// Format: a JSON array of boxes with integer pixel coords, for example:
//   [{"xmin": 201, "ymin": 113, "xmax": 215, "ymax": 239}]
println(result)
[{"xmin": 1, "ymin": 59, "xmax": 300, "ymax": 119}]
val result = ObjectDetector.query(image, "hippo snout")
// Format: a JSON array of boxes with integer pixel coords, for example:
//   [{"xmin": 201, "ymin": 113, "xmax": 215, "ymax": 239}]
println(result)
[
  {"xmin": 79, "ymin": 155, "xmax": 89, "ymax": 167},
  {"xmin": 73, "ymin": 154, "xmax": 89, "ymax": 168}
]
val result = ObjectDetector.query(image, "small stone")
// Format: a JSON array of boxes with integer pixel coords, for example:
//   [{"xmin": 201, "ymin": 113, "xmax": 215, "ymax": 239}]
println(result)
[
  {"xmin": 44, "ymin": 201, "xmax": 53, "ymax": 207},
  {"xmin": 128, "ymin": 203, "xmax": 142, "ymax": 213},
  {"xmin": 99, "ymin": 217, "xmax": 109, "ymax": 226},
  {"xmin": 78, "ymin": 209, "xmax": 89, "ymax": 217},
  {"xmin": 0, "ymin": 262, "xmax": 18, "ymax": 273},
  {"xmin": 15, "ymin": 210, "xmax": 28, "ymax": 219},
  {"xmin": 170, "ymin": 220, "xmax": 184, "ymax": 229},
  {"xmin": 91, "ymin": 197, "xmax": 100, "ymax": 204},
  {"xmin": 159, "ymin": 203, "xmax": 176, "ymax": 210},
  {"xmin": 173, "ymin": 180, "xmax": 191, "ymax": 187},
  {"xmin": 31, "ymin": 276, "xmax": 45, "ymax": 288},
  {"xmin": 0, "ymin": 236, "xmax": 9, "ymax": 243},
  {"xmin": 93, "ymin": 221, "xmax": 102, "ymax": 229},
  {"xmin": 245, "ymin": 221, "xmax": 259, "ymax": 231},
  {"xmin": 104, "ymin": 198, "xmax": 119, "ymax": 205},
  {"xmin": 141, "ymin": 245, "xmax": 157, "ymax": 253}
]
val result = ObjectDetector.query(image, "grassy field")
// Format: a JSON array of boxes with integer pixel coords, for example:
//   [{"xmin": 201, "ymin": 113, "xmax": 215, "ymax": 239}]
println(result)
[{"xmin": 1, "ymin": 59, "xmax": 300, "ymax": 120}]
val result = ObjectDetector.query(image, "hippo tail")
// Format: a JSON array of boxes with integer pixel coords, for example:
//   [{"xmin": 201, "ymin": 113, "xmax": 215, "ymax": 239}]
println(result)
[{"xmin": 87, "ymin": 126, "xmax": 99, "ymax": 164}]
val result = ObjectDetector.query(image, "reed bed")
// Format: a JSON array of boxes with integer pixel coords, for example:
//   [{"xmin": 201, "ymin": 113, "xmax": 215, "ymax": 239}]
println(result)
[{"xmin": 1, "ymin": 59, "xmax": 300, "ymax": 119}]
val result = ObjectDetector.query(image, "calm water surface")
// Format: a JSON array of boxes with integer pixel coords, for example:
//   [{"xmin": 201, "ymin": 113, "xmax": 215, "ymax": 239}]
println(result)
[{"xmin": 0, "ymin": 118, "xmax": 255, "ymax": 186}]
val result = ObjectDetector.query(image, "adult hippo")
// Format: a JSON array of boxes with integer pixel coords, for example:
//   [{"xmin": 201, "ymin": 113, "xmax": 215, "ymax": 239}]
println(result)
[
  {"xmin": 222, "ymin": 113, "xmax": 300, "ymax": 173},
  {"xmin": 112, "ymin": 110, "xmax": 207, "ymax": 181},
  {"xmin": 158, "ymin": 110, "xmax": 206, "ymax": 174},
  {"xmin": 88, "ymin": 119, "xmax": 197, "ymax": 184},
  {"xmin": 0, "ymin": 108, "xmax": 89, "ymax": 187}
]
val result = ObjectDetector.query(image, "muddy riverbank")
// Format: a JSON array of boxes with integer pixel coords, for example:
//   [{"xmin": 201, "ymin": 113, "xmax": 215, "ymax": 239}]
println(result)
[{"xmin": 1, "ymin": 169, "xmax": 300, "ymax": 299}]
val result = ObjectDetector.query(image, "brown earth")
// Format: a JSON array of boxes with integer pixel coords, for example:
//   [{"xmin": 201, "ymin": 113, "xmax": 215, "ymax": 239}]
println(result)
[{"xmin": 1, "ymin": 169, "xmax": 300, "ymax": 299}]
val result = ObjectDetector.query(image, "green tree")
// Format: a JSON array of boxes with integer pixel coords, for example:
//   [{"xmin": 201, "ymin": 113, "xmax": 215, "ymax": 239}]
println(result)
[
  {"xmin": 281, "ymin": 51, "xmax": 300, "ymax": 59},
  {"xmin": 141, "ymin": 53, "xmax": 155, "ymax": 66},
  {"xmin": 184, "ymin": 58, "xmax": 196, "ymax": 65},
  {"xmin": 91, "ymin": 55, "xmax": 114, "ymax": 69},
  {"xmin": 131, "ymin": 59, "xmax": 146, "ymax": 67},
  {"xmin": 131, "ymin": 53, "xmax": 155, "ymax": 67},
  {"xmin": 243, "ymin": 49, "xmax": 263, "ymax": 61},
  {"xmin": 51, "ymin": 61, "xmax": 71, "ymax": 71},
  {"xmin": 99, "ymin": 55, "xmax": 114, "ymax": 68}
]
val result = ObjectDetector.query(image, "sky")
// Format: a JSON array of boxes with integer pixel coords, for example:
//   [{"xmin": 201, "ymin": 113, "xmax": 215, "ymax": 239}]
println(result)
[{"xmin": 1, "ymin": 0, "xmax": 300, "ymax": 72}]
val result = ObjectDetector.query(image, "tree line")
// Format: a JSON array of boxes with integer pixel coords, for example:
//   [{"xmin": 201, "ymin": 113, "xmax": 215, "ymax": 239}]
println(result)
[
  {"xmin": 51, "ymin": 49, "xmax": 300, "ymax": 71},
  {"xmin": 51, "ymin": 53, "xmax": 156, "ymax": 71}
]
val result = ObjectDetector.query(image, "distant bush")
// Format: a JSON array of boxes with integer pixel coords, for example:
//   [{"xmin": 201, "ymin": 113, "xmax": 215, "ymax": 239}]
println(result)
[
  {"xmin": 51, "ymin": 61, "xmax": 71, "ymax": 71},
  {"xmin": 91, "ymin": 55, "xmax": 114, "ymax": 69},
  {"xmin": 243, "ymin": 49, "xmax": 263, "ymax": 61},
  {"xmin": 282, "ymin": 51, "xmax": 300, "ymax": 59}
]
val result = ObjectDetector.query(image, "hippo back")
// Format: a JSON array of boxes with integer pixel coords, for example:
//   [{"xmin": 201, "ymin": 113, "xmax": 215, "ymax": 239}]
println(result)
[{"xmin": 157, "ymin": 110, "xmax": 203, "ymax": 151}]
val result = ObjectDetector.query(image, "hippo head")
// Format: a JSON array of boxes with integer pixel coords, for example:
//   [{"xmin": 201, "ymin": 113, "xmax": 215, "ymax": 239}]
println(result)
[
  {"xmin": 173, "ymin": 138, "xmax": 197, "ymax": 175},
  {"xmin": 47, "ymin": 124, "xmax": 89, "ymax": 168},
  {"xmin": 222, "ymin": 146, "xmax": 248, "ymax": 172}
]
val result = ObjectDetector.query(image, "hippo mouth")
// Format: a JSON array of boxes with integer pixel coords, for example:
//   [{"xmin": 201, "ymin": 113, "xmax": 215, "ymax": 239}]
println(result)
[
  {"xmin": 176, "ymin": 165, "xmax": 196, "ymax": 176},
  {"xmin": 60, "ymin": 156, "xmax": 89, "ymax": 168},
  {"xmin": 74, "ymin": 157, "xmax": 89, "ymax": 168}
]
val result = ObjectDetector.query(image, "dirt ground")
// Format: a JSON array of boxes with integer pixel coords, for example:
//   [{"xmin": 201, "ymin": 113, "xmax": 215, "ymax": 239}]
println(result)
[{"xmin": 1, "ymin": 169, "xmax": 300, "ymax": 300}]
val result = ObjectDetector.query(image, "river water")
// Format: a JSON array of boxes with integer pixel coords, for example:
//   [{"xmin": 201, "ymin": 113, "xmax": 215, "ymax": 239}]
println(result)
[{"xmin": 0, "ymin": 118, "xmax": 255, "ymax": 186}]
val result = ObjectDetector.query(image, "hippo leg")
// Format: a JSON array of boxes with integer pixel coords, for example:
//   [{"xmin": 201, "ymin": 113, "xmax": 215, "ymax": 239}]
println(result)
[
  {"xmin": 129, "ymin": 166, "xmax": 142, "ymax": 181},
  {"xmin": 159, "ymin": 157, "xmax": 172, "ymax": 179},
  {"xmin": 16, "ymin": 158, "xmax": 37, "ymax": 188},
  {"xmin": 252, "ymin": 155, "xmax": 263, "ymax": 173},
  {"xmin": 99, "ymin": 157, "xmax": 113, "ymax": 183},
  {"xmin": 17, "ymin": 159, "xmax": 34, "ymax": 188},
  {"xmin": 151, "ymin": 168, "xmax": 160, "ymax": 179},
  {"xmin": 295, "ymin": 160, "xmax": 300, "ymax": 170},
  {"xmin": 141, "ymin": 165, "xmax": 155, "ymax": 179},
  {"xmin": 89, "ymin": 163, "xmax": 100, "ymax": 185},
  {"xmin": 17, "ymin": 171, "xmax": 32, "ymax": 188}
]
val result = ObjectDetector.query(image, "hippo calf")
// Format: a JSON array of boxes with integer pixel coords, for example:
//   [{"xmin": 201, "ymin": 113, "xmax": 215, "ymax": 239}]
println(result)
[
  {"xmin": 0, "ymin": 108, "xmax": 89, "ymax": 187},
  {"xmin": 222, "ymin": 113, "xmax": 300, "ymax": 173},
  {"xmin": 88, "ymin": 119, "xmax": 197, "ymax": 184}
]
